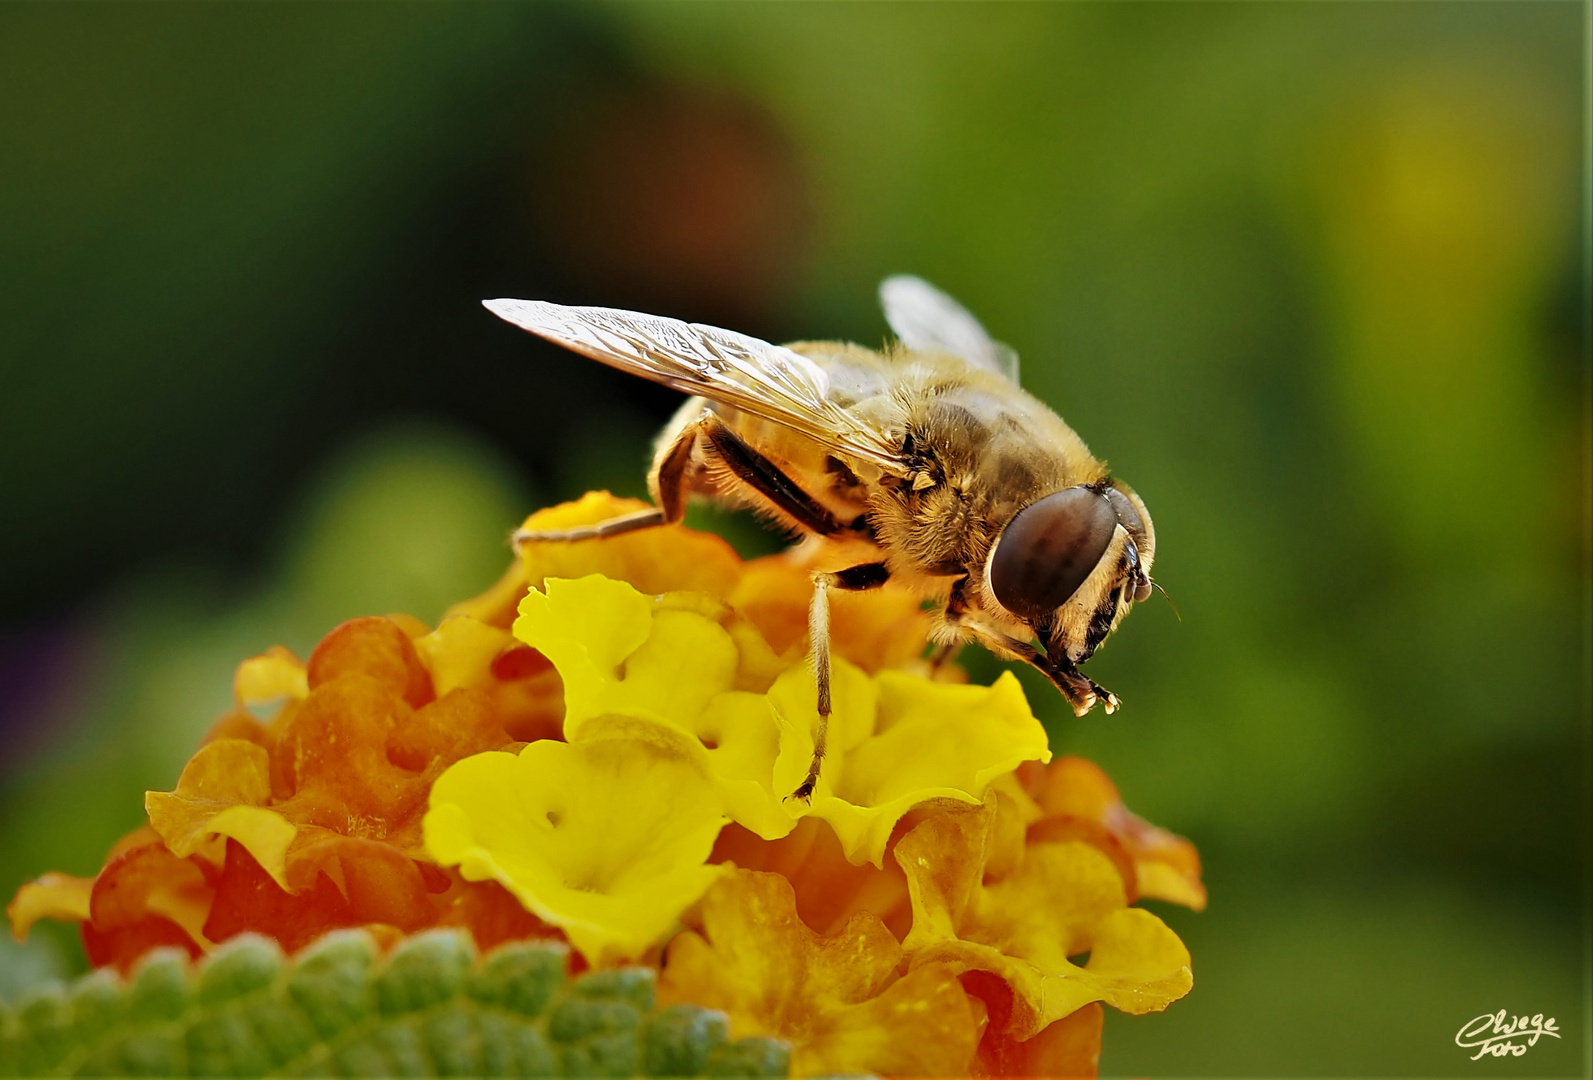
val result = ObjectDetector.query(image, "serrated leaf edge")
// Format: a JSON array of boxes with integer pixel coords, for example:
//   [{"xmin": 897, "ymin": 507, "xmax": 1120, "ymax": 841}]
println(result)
[{"xmin": 1, "ymin": 930, "xmax": 789, "ymax": 1079}]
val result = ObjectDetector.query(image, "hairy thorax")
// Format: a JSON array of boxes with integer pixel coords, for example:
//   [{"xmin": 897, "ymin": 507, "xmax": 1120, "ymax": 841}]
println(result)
[{"xmin": 708, "ymin": 343, "xmax": 1108, "ymax": 604}]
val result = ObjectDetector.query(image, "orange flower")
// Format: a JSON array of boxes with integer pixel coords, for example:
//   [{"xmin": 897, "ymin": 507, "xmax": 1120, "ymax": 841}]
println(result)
[
  {"xmin": 9, "ymin": 604, "xmax": 567, "ymax": 971},
  {"xmin": 1021, "ymin": 755, "xmax": 1207, "ymax": 910},
  {"xmin": 8, "ymin": 492, "xmax": 1204, "ymax": 1077},
  {"xmin": 895, "ymin": 793, "xmax": 1193, "ymax": 1042},
  {"xmin": 658, "ymin": 869, "xmax": 983, "ymax": 1077}
]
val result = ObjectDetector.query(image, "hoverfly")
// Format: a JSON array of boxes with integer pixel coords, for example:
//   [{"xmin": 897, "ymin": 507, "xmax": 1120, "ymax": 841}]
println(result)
[{"xmin": 485, "ymin": 276, "xmax": 1155, "ymax": 800}]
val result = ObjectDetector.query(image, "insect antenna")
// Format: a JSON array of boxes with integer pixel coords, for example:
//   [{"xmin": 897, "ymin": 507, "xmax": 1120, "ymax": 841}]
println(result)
[{"xmin": 1150, "ymin": 580, "xmax": 1181, "ymax": 622}]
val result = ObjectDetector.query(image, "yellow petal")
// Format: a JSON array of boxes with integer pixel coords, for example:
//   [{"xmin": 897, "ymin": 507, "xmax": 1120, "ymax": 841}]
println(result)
[
  {"xmin": 694, "ymin": 690, "xmax": 790, "ymax": 841},
  {"xmin": 907, "ymin": 906, "xmax": 1191, "ymax": 1037},
  {"xmin": 1076, "ymin": 906, "xmax": 1194, "ymax": 1015},
  {"xmin": 791, "ymin": 669, "xmax": 1051, "ymax": 867},
  {"xmin": 795, "ymin": 963, "xmax": 980, "ymax": 1079},
  {"xmin": 144, "ymin": 739, "xmax": 298, "ymax": 890},
  {"xmin": 423, "ymin": 726, "xmax": 729, "ymax": 964},
  {"xmin": 896, "ymin": 797, "xmax": 990, "ymax": 951},
  {"xmin": 186, "ymin": 807, "xmax": 296, "ymax": 887},
  {"xmin": 514, "ymin": 576, "xmax": 740, "ymax": 740},
  {"xmin": 512, "ymin": 575, "xmax": 796, "ymax": 840},
  {"xmin": 233, "ymin": 646, "xmax": 308, "ymax": 707},
  {"xmin": 7, "ymin": 873, "xmax": 93, "ymax": 940},
  {"xmin": 414, "ymin": 615, "xmax": 515, "ymax": 696},
  {"xmin": 766, "ymin": 656, "xmax": 880, "ymax": 845}
]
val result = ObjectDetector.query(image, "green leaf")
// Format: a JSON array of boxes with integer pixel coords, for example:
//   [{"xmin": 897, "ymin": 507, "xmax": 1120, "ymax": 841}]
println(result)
[{"xmin": 0, "ymin": 931, "xmax": 788, "ymax": 1078}]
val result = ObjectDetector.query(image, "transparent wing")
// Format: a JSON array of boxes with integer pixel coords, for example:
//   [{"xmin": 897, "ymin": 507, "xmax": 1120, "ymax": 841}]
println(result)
[
  {"xmin": 484, "ymin": 298, "xmax": 904, "ymax": 474},
  {"xmin": 879, "ymin": 274, "xmax": 1020, "ymax": 384}
]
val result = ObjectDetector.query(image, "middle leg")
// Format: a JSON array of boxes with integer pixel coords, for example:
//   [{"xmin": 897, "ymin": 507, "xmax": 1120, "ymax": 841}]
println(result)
[{"xmin": 791, "ymin": 561, "xmax": 892, "ymax": 802}]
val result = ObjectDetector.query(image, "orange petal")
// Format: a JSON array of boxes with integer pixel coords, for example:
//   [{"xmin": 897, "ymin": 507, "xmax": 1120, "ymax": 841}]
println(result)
[
  {"xmin": 284, "ymin": 832, "xmax": 439, "ymax": 932},
  {"xmin": 1027, "ymin": 816, "xmax": 1139, "ymax": 901},
  {"xmin": 1031, "ymin": 756, "xmax": 1206, "ymax": 910},
  {"xmin": 146, "ymin": 738, "xmax": 296, "ymax": 889},
  {"xmin": 7, "ymin": 873, "xmax": 93, "ymax": 940},
  {"xmin": 385, "ymin": 687, "xmax": 510, "ymax": 773},
  {"xmin": 413, "ymin": 616, "xmax": 516, "ymax": 696},
  {"xmin": 515, "ymin": 492, "xmax": 743, "ymax": 598},
  {"xmin": 234, "ymin": 645, "xmax": 308, "ymax": 707},
  {"xmin": 202, "ymin": 838, "xmax": 362, "ymax": 954},
  {"xmin": 83, "ymin": 915, "xmax": 204, "ymax": 973},
  {"xmin": 973, "ymin": 998, "xmax": 1103, "ymax": 1079},
  {"xmin": 307, "ymin": 616, "xmax": 434, "ymax": 708},
  {"xmin": 74, "ymin": 839, "xmax": 212, "ymax": 970},
  {"xmin": 153, "ymin": 737, "xmax": 272, "ymax": 806},
  {"xmin": 731, "ymin": 555, "xmax": 932, "ymax": 673},
  {"xmin": 199, "ymin": 710, "xmax": 277, "ymax": 755},
  {"xmin": 486, "ymin": 651, "xmax": 564, "ymax": 744},
  {"xmin": 88, "ymin": 840, "xmax": 209, "ymax": 932},
  {"xmin": 445, "ymin": 558, "xmax": 532, "ymax": 630},
  {"xmin": 896, "ymin": 801, "xmax": 1192, "ymax": 1038},
  {"xmin": 710, "ymin": 818, "xmax": 912, "ymax": 941},
  {"xmin": 659, "ymin": 869, "xmax": 981, "ymax": 1078},
  {"xmin": 432, "ymin": 876, "xmax": 565, "ymax": 953},
  {"xmin": 278, "ymin": 677, "xmax": 427, "ymax": 821}
]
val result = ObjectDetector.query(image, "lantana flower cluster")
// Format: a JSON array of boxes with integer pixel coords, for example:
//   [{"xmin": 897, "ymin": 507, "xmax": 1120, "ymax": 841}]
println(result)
[{"xmin": 10, "ymin": 492, "xmax": 1203, "ymax": 1077}]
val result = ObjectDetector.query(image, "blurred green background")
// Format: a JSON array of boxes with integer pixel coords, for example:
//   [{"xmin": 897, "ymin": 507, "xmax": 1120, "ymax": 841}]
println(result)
[{"xmin": 0, "ymin": 4, "xmax": 1585, "ymax": 1075}]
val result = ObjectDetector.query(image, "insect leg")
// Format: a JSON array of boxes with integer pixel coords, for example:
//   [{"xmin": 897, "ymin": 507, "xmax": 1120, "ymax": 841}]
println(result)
[
  {"xmin": 791, "ymin": 561, "xmax": 892, "ymax": 802},
  {"xmin": 1050, "ymin": 654, "xmax": 1120, "ymax": 715},
  {"xmin": 959, "ymin": 624, "xmax": 1119, "ymax": 717},
  {"xmin": 924, "ymin": 575, "xmax": 970, "ymax": 671},
  {"xmin": 512, "ymin": 508, "xmax": 665, "ymax": 546},
  {"xmin": 511, "ymin": 412, "xmax": 702, "ymax": 548}
]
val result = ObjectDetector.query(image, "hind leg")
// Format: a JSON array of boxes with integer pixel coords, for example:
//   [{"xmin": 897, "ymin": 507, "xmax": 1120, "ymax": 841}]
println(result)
[{"xmin": 512, "ymin": 400, "xmax": 705, "ymax": 548}]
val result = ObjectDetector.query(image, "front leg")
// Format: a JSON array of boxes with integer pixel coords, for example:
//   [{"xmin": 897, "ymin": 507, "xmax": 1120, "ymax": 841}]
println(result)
[
  {"xmin": 791, "ymin": 561, "xmax": 892, "ymax": 802},
  {"xmin": 948, "ymin": 606, "xmax": 1119, "ymax": 716},
  {"xmin": 1013, "ymin": 642, "xmax": 1119, "ymax": 716}
]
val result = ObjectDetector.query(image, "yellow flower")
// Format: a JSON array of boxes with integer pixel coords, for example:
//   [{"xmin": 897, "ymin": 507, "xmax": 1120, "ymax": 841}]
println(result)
[
  {"xmin": 425, "ymin": 560, "xmax": 1056, "ymax": 971},
  {"xmin": 423, "ymin": 719, "xmax": 729, "ymax": 965},
  {"xmin": 776, "ymin": 666, "xmax": 1052, "ymax": 866},
  {"xmin": 507, "ymin": 572, "xmax": 1052, "ymax": 866},
  {"xmin": 515, "ymin": 576, "xmax": 745, "ymax": 734}
]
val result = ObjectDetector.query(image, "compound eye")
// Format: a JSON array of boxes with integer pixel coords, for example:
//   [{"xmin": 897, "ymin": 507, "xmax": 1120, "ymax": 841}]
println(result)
[
  {"xmin": 989, "ymin": 486, "xmax": 1118, "ymax": 621},
  {"xmin": 1104, "ymin": 486, "xmax": 1144, "ymax": 539}
]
